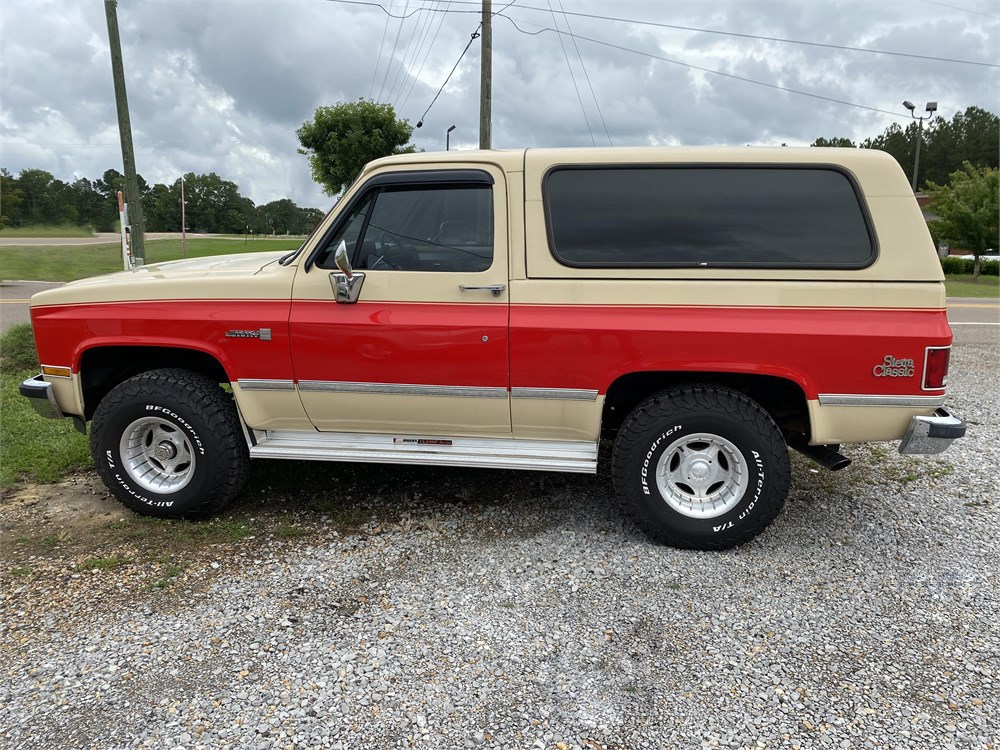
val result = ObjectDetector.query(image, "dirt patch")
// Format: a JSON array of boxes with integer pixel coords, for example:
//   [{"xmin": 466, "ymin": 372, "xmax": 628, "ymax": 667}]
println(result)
[{"xmin": 1, "ymin": 472, "xmax": 120, "ymax": 543}]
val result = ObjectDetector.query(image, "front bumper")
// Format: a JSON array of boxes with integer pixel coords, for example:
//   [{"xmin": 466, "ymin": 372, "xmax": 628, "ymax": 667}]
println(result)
[
  {"xmin": 898, "ymin": 408, "xmax": 966, "ymax": 455},
  {"xmin": 19, "ymin": 374, "xmax": 65, "ymax": 420}
]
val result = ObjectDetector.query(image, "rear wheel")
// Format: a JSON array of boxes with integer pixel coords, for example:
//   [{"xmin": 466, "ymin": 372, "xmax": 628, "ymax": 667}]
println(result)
[
  {"xmin": 612, "ymin": 385, "xmax": 790, "ymax": 550},
  {"xmin": 90, "ymin": 369, "xmax": 248, "ymax": 518}
]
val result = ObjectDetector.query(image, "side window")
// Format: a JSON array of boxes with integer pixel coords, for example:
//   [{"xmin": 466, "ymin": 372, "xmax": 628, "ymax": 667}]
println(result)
[
  {"xmin": 315, "ymin": 181, "xmax": 494, "ymax": 272},
  {"xmin": 544, "ymin": 167, "xmax": 875, "ymax": 268},
  {"xmin": 359, "ymin": 184, "xmax": 493, "ymax": 272}
]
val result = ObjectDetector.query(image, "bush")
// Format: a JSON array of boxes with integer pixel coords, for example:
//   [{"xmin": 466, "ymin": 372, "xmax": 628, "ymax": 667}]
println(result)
[
  {"xmin": 940, "ymin": 256, "xmax": 1000, "ymax": 276},
  {"xmin": 0, "ymin": 323, "xmax": 39, "ymax": 373}
]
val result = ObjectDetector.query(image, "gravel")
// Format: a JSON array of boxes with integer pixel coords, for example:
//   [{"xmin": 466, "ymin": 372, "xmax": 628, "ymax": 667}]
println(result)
[{"xmin": 1, "ymin": 327, "xmax": 997, "ymax": 750}]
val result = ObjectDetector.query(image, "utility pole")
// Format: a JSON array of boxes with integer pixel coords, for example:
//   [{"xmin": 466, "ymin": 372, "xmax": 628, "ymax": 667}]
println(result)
[
  {"xmin": 104, "ymin": 0, "xmax": 145, "ymax": 262},
  {"xmin": 180, "ymin": 175, "xmax": 187, "ymax": 258},
  {"xmin": 479, "ymin": 0, "xmax": 492, "ymax": 149}
]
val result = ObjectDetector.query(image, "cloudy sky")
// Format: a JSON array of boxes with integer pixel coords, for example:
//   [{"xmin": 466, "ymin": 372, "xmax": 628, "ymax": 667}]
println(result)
[{"xmin": 1, "ymin": 0, "xmax": 997, "ymax": 209}]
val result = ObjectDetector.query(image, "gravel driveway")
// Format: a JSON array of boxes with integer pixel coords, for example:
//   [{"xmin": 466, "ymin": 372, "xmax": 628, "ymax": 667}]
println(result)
[{"xmin": 1, "ymin": 328, "xmax": 997, "ymax": 750}]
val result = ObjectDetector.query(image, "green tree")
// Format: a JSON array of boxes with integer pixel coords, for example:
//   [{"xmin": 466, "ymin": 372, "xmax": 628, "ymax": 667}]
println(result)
[
  {"xmin": 810, "ymin": 137, "xmax": 856, "ymax": 147},
  {"xmin": 297, "ymin": 99, "xmax": 416, "ymax": 196},
  {"xmin": 925, "ymin": 162, "xmax": 999, "ymax": 279}
]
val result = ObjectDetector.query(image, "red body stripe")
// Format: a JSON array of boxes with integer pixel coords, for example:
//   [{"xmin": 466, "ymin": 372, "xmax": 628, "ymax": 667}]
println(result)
[{"xmin": 31, "ymin": 300, "xmax": 951, "ymax": 399}]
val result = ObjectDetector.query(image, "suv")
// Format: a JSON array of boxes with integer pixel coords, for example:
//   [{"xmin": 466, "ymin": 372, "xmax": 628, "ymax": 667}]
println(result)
[{"xmin": 20, "ymin": 147, "xmax": 965, "ymax": 550}]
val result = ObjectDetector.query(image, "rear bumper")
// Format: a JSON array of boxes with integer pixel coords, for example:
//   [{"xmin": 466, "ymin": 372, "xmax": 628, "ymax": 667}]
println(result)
[
  {"xmin": 19, "ymin": 374, "xmax": 65, "ymax": 420},
  {"xmin": 898, "ymin": 408, "xmax": 966, "ymax": 455}
]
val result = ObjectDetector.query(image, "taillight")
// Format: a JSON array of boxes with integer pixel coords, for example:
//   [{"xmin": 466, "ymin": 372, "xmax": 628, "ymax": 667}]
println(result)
[{"xmin": 923, "ymin": 346, "xmax": 950, "ymax": 390}]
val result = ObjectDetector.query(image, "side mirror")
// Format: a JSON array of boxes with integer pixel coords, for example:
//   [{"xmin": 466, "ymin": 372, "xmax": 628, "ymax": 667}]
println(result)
[
  {"xmin": 334, "ymin": 239, "xmax": 353, "ymax": 278},
  {"xmin": 329, "ymin": 240, "xmax": 365, "ymax": 304}
]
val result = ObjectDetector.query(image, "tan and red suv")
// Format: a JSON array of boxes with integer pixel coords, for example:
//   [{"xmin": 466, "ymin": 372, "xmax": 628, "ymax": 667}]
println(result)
[{"xmin": 21, "ymin": 147, "xmax": 965, "ymax": 549}]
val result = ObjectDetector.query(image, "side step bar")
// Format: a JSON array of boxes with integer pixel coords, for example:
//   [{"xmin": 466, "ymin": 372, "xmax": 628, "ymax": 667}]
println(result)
[{"xmin": 248, "ymin": 430, "xmax": 598, "ymax": 474}]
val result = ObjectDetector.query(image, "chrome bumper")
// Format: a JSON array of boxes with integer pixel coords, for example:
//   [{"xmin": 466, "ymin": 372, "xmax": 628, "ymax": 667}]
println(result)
[
  {"xmin": 19, "ymin": 374, "xmax": 65, "ymax": 420},
  {"xmin": 898, "ymin": 408, "xmax": 966, "ymax": 455}
]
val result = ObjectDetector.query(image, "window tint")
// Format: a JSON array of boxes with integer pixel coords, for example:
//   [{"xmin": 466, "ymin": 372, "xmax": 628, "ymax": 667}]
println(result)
[
  {"xmin": 544, "ymin": 167, "xmax": 874, "ymax": 268},
  {"xmin": 317, "ymin": 183, "xmax": 494, "ymax": 272}
]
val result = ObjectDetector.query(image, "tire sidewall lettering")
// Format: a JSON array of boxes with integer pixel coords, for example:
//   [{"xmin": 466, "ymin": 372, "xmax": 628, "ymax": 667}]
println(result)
[
  {"xmin": 640, "ymin": 425, "xmax": 683, "ymax": 496},
  {"xmin": 145, "ymin": 404, "xmax": 205, "ymax": 455}
]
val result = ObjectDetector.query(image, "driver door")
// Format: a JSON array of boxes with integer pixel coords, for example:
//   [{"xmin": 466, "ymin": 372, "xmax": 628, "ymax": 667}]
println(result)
[{"xmin": 288, "ymin": 166, "xmax": 511, "ymax": 437}]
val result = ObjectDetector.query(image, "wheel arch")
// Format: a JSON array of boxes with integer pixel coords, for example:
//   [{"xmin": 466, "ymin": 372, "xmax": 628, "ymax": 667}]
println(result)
[
  {"xmin": 601, "ymin": 370, "xmax": 811, "ymax": 442},
  {"xmin": 78, "ymin": 345, "xmax": 231, "ymax": 421}
]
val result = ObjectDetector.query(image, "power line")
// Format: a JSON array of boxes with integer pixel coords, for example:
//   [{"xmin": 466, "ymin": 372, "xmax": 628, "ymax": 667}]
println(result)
[
  {"xmin": 399, "ymin": 1, "xmax": 452, "ymax": 113},
  {"xmin": 391, "ymin": 0, "xmax": 439, "ymax": 106},
  {"xmin": 559, "ymin": 0, "xmax": 611, "ymax": 146},
  {"xmin": 548, "ymin": 0, "xmax": 595, "ymax": 146},
  {"xmin": 368, "ymin": 1, "xmax": 393, "ymax": 98},
  {"xmin": 377, "ymin": 0, "xmax": 410, "ymax": 100},
  {"xmin": 415, "ymin": 24, "xmax": 482, "ymax": 128},
  {"xmin": 387, "ymin": 0, "xmax": 427, "ymax": 105},
  {"xmin": 922, "ymin": 0, "xmax": 1000, "ymax": 20},
  {"xmin": 496, "ymin": 14, "xmax": 909, "ymax": 119},
  {"xmin": 327, "ymin": 0, "xmax": 999, "ymax": 68}
]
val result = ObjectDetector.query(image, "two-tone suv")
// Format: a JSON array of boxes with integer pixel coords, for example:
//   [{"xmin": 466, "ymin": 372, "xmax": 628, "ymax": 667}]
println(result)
[{"xmin": 21, "ymin": 147, "xmax": 965, "ymax": 549}]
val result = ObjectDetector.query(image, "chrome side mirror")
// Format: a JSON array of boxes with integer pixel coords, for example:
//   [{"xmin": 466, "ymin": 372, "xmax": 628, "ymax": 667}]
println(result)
[{"xmin": 329, "ymin": 239, "xmax": 365, "ymax": 304}]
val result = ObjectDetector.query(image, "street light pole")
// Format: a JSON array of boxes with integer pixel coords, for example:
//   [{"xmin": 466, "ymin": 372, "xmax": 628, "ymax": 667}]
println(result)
[
  {"xmin": 902, "ymin": 100, "xmax": 937, "ymax": 193},
  {"xmin": 447, "ymin": 125, "xmax": 456, "ymax": 151}
]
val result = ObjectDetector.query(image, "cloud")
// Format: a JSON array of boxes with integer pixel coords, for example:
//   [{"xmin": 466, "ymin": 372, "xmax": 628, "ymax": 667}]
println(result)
[{"xmin": 1, "ymin": 0, "xmax": 996, "ymax": 210}]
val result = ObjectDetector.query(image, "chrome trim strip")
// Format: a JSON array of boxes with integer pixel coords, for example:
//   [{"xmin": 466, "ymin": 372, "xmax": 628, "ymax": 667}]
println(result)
[
  {"xmin": 249, "ymin": 430, "xmax": 598, "ymax": 474},
  {"xmin": 511, "ymin": 387, "xmax": 599, "ymax": 401},
  {"xmin": 297, "ymin": 381, "xmax": 508, "ymax": 399},
  {"xmin": 237, "ymin": 379, "xmax": 296, "ymax": 391},
  {"xmin": 818, "ymin": 394, "xmax": 947, "ymax": 408}
]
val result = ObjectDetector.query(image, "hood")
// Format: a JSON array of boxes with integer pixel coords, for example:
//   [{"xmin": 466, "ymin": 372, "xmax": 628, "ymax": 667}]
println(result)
[{"xmin": 31, "ymin": 251, "xmax": 294, "ymax": 307}]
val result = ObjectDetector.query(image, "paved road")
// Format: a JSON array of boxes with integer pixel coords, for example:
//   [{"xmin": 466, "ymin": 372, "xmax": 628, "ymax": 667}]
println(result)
[{"xmin": 0, "ymin": 281, "xmax": 63, "ymax": 332}]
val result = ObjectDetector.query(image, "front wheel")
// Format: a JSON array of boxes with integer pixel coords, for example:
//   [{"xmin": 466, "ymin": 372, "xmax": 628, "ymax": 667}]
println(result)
[
  {"xmin": 612, "ymin": 385, "xmax": 790, "ymax": 550},
  {"xmin": 90, "ymin": 369, "xmax": 249, "ymax": 518}
]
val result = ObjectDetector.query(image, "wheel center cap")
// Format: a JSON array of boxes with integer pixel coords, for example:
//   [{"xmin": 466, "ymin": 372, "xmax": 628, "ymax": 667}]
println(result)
[
  {"xmin": 154, "ymin": 442, "xmax": 177, "ymax": 461},
  {"xmin": 689, "ymin": 459, "xmax": 711, "ymax": 479}
]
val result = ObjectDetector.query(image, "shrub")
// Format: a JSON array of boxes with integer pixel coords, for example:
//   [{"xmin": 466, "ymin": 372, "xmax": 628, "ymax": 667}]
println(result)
[{"xmin": 940, "ymin": 256, "xmax": 999, "ymax": 276}]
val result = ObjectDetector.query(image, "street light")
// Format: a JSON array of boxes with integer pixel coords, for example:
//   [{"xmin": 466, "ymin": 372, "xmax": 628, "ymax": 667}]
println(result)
[
  {"xmin": 446, "ymin": 125, "xmax": 456, "ymax": 151},
  {"xmin": 902, "ymin": 100, "xmax": 937, "ymax": 193}
]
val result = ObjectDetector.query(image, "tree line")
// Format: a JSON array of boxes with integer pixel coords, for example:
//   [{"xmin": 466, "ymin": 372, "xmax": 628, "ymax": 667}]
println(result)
[
  {"xmin": 812, "ymin": 106, "xmax": 998, "ymax": 190},
  {"xmin": 0, "ymin": 168, "xmax": 324, "ymax": 236}
]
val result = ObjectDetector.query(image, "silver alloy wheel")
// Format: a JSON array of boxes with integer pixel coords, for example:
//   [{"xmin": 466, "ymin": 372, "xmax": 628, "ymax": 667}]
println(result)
[
  {"xmin": 119, "ymin": 416, "xmax": 196, "ymax": 494},
  {"xmin": 655, "ymin": 432, "xmax": 749, "ymax": 519}
]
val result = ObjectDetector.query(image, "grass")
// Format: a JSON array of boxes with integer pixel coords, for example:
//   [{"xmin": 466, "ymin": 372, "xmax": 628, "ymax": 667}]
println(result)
[
  {"xmin": 0, "ymin": 324, "xmax": 91, "ymax": 488},
  {"xmin": 0, "ymin": 237, "xmax": 301, "ymax": 282},
  {"xmin": 944, "ymin": 274, "xmax": 1000, "ymax": 298},
  {"xmin": 0, "ymin": 224, "xmax": 93, "ymax": 238},
  {"xmin": 79, "ymin": 555, "xmax": 126, "ymax": 571}
]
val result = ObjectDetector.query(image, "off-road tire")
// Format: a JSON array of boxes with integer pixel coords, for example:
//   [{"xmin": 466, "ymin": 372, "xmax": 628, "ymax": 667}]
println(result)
[
  {"xmin": 90, "ymin": 369, "xmax": 249, "ymax": 519},
  {"xmin": 612, "ymin": 384, "xmax": 790, "ymax": 550}
]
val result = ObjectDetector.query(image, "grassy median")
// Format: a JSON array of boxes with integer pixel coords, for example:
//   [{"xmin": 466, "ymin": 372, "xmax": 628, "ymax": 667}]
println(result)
[{"xmin": 0, "ymin": 237, "xmax": 301, "ymax": 282}]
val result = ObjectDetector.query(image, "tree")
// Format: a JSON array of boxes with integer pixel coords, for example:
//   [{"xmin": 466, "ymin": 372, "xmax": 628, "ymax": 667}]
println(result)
[
  {"xmin": 297, "ymin": 99, "xmax": 416, "ymax": 196},
  {"xmin": 811, "ymin": 137, "xmax": 856, "ymax": 148},
  {"xmin": 925, "ymin": 162, "xmax": 999, "ymax": 280}
]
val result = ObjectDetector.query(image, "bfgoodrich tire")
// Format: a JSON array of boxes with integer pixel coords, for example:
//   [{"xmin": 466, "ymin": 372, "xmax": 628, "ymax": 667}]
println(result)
[
  {"xmin": 612, "ymin": 385, "xmax": 790, "ymax": 550},
  {"xmin": 90, "ymin": 369, "xmax": 249, "ymax": 519}
]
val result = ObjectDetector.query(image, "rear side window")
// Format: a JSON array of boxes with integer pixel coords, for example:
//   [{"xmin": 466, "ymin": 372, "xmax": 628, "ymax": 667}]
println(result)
[{"xmin": 544, "ymin": 166, "xmax": 875, "ymax": 268}]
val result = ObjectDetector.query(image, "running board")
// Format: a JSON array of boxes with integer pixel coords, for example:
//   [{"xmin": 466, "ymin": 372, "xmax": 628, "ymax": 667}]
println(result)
[{"xmin": 248, "ymin": 430, "xmax": 598, "ymax": 474}]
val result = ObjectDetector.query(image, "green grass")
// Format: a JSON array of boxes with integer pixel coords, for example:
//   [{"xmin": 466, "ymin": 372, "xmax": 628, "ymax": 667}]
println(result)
[
  {"xmin": 0, "ymin": 224, "xmax": 93, "ymax": 238},
  {"xmin": 945, "ymin": 274, "xmax": 1000, "ymax": 298},
  {"xmin": 0, "ymin": 237, "xmax": 301, "ymax": 282},
  {"xmin": 0, "ymin": 324, "xmax": 92, "ymax": 488}
]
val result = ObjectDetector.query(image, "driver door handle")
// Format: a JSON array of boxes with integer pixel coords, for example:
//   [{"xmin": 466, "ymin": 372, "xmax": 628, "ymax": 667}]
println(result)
[{"xmin": 459, "ymin": 284, "xmax": 506, "ymax": 298}]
